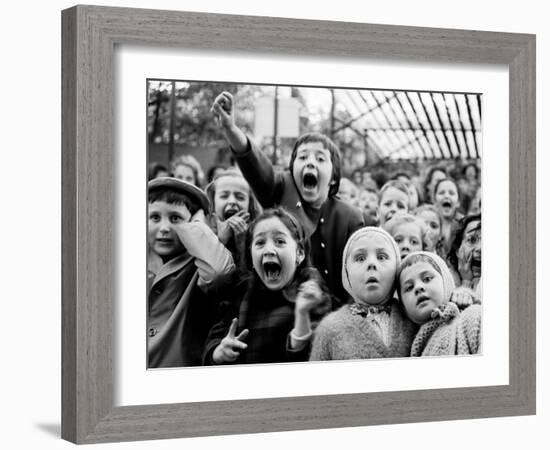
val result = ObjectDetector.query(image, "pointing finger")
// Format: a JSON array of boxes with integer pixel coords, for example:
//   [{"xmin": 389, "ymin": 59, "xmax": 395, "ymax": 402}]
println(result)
[{"xmin": 227, "ymin": 318, "xmax": 238, "ymax": 338}]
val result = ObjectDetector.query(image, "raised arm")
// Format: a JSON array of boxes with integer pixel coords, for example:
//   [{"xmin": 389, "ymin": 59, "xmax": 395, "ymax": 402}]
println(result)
[{"xmin": 212, "ymin": 91, "xmax": 283, "ymax": 208}]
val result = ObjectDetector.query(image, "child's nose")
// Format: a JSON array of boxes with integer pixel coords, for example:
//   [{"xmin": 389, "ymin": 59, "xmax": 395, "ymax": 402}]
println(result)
[{"xmin": 366, "ymin": 256, "xmax": 378, "ymax": 270}]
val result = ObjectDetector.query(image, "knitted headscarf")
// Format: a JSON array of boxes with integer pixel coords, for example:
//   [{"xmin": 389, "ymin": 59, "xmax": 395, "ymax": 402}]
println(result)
[
  {"xmin": 398, "ymin": 251, "xmax": 456, "ymax": 304},
  {"xmin": 341, "ymin": 226, "xmax": 401, "ymax": 301}
]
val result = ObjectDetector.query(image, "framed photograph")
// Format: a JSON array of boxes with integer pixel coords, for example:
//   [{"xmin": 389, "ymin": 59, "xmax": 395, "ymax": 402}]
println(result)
[{"xmin": 62, "ymin": 5, "xmax": 535, "ymax": 444}]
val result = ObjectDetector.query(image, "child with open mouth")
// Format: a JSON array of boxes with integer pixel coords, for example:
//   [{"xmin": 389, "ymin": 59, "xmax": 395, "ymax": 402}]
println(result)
[
  {"xmin": 203, "ymin": 208, "xmax": 331, "ymax": 365},
  {"xmin": 310, "ymin": 227, "xmax": 417, "ymax": 361},
  {"xmin": 398, "ymin": 251, "xmax": 481, "ymax": 356},
  {"xmin": 448, "ymin": 214, "xmax": 482, "ymax": 304},
  {"xmin": 434, "ymin": 178, "xmax": 463, "ymax": 256},
  {"xmin": 211, "ymin": 91, "xmax": 365, "ymax": 308},
  {"xmin": 205, "ymin": 168, "xmax": 261, "ymax": 267}
]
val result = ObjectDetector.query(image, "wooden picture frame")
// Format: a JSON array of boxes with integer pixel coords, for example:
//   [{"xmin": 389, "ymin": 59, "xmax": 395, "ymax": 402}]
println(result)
[{"xmin": 61, "ymin": 5, "xmax": 536, "ymax": 444}]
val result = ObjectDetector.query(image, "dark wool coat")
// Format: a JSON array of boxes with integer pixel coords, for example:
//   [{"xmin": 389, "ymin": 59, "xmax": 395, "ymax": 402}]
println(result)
[
  {"xmin": 203, "ymin": 269, "xmax": 331, "ymax": 365},
  {"xmin": 147, "ymin": 254, "xmax": 215, "ymax": 368},
  {"xmin": 233, "ymin": 139, "xmax": 365, "ymax": 307}
]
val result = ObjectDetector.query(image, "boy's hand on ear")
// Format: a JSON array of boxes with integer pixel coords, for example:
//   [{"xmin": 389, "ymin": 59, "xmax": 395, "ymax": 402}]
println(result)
[
  {"xmin": 457, "ymin": 244, "xmax": 473, "ymax": 283},
  {"xmin": 295, "ymin": 280, "xmax": 324, "ymax": 315},
  {"xmin": 212, "ymin": 318, "xmax": 249, "ymax": 364},
  {"xmin": 190, "ymin": 209, "xmax": 206, "ymax": 223}
]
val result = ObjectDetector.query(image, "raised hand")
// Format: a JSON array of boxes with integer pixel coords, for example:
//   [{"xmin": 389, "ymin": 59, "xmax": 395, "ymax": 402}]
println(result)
[
  {"xmin": 295, "ymin": 280, "xmax": 324, "ymax": 315},
  {"xmin": 450, "ymin": 286, "xmax": 475, "ymax": 310},
  {"xmin": 211, "ymin": 91, "xmax": 235, "ymax": 130},
  {"xmin": 211, "ymin": 91, "xmax": 248, "ymax": 153},
  {"xmin": 457, "ymin": 244, "xmax": 474, "ymax": 284},
  {"xmin": 212, "ymin": 318, "xmax": 249, "ymax": 364}
]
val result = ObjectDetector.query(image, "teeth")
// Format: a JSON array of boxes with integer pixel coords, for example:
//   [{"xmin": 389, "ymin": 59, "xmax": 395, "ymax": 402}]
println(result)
[{"xmin": 263, "ymin": 262, "xmax": 281, "ymax": 279}]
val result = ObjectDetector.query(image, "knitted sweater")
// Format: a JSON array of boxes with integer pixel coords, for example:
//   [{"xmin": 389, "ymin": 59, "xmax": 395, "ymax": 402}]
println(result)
[
  {"xmin": 410, "ymin": 303, "xmax": 482, "ymax": 356},
  {"xmin": 310, "ymin": 301, "xmax": 417, "ymax": 361}
]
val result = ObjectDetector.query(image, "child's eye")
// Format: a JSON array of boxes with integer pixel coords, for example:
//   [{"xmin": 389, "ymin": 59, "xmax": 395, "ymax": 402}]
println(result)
[
  {"xmin": 397, "ymin": 202, "xmax": 406, "ymax": 209},
  {"xmin": 394, "ymin": 237, "xmax": 402, "ymax": 243},
  {"xmin": 411, "ymin": 238, "xmax": 419, "ymax": 245},
  {"xmin": 149, "ymin": 213, "xmax": 160, "ymax": 222},
  {"xmin": 378, "ymin": 253, "xmax": 388, "ymax": 261},
  {"xmin": 403, "ymin": 284, "xmax": 413, "ymax": 293},
  {"xmin": 275, "ymin": 238, "xmax": 286, "ymax": 246},
  {"xmin": 354, "ymin": 254, "xmax": 366, "ymax": 262},
  {"xmin": 423, "ymin": 275, "xmax": 433, "ymax": 283},
  {"xmin": 170, "ymin": 215, "xmax": 184, "ymax": 224},
  {"xmin": 254, "ymin": 239, "xmax": 265, "ymax": 247}
]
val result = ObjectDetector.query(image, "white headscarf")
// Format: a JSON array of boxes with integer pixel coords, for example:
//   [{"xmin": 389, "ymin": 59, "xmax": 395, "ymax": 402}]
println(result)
[{"xmin": 341, "ymin": 226, "xmax": 401, "ymax": 299}]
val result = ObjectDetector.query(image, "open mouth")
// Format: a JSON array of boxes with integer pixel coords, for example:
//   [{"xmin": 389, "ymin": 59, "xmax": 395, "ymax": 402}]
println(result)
[
  {"xmin": 263, "ymin": 261, "xmax": 282, "ymax": 281},
  {"xmin": 400, "ymin": 251, "xmax": 409, "ymax": 260},
  {"xmin": 366, "ymin": 276, "xmax": 379, "ymax": 285},
  {"xmin": 441, "ymin": 200, "xmax": 453, "ymax": 208},
  {"xmin": 302, "ymin": 172, "xmax": 318, "ymax": 191},
  {"xmin": 223, "ymin": 206, "xmax": 240, "ymax": 220},
  {"xmin": 471, "ymin": 256, "xmax": 481, "ymax": 274}
]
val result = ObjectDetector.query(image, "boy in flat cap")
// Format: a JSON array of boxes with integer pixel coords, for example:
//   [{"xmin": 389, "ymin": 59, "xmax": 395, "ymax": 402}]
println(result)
[{"xmin": 147, "ymin": 177, "xmax": 235, "ymax": 368}]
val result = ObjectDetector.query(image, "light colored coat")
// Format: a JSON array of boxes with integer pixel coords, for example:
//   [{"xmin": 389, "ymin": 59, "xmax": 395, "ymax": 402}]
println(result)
[
  {"xmin": 310, "ymin": 302, "xmax": 417, "ymax": 361},
  {"xmin": 410, "ymin": 302, "xmax": 481, "ymax": 356}
]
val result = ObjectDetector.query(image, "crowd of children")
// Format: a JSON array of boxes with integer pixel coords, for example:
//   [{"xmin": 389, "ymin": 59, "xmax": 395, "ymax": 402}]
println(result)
[{"xmin": 146, "ymin": 91, "xmax": 482, "ymax": 368}]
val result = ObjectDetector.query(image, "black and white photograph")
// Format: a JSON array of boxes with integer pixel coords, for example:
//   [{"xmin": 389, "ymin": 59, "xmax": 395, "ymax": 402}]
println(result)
[{"xmin": 146, "ymin": 80, "xmax": 482, "ymax": 369}]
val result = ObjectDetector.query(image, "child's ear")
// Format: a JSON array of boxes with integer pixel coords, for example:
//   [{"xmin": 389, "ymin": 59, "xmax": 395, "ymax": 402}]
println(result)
[{"xmin": 296, "ymin": 247, "xmax": 305, "ymax": 266}]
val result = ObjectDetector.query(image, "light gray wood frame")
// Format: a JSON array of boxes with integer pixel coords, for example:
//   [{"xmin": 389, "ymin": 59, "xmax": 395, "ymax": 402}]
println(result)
[{"xmin": 62, "ymin": 5, "xmax": 536, "ymax": 444}]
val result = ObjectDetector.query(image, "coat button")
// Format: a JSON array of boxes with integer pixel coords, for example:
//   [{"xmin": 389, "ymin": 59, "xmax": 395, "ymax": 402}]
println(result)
[
  {"xmin": 320, "ymin": 218, "xmax": 325, "ymax": 223},
  {"xmin": 324, "ymin": 269, "xmax": 328, "ymax": 275},
  {"xmin": 148, "ymin": 328, "xmax": 158, "ymax": 337},
  {"xmin": 321, "ymin": 242, "xmax": 326, "ymax": 248},
  {"xmin": 296, "ymin": 201, "xmax": 302, "ymax": 208},
  {"xmin": 153, "ymin": 288, "xmax": 162, "ymax": 295}
]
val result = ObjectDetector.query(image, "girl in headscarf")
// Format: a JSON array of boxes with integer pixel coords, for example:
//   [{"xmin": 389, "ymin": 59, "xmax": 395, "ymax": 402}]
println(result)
[
  {"xmin": 398, "ymin": 251, "xmax": 481, "ymax": 356},
  {"xmin": 310, "ymin": 227, "xmax": 417, "ymax": 361}
]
